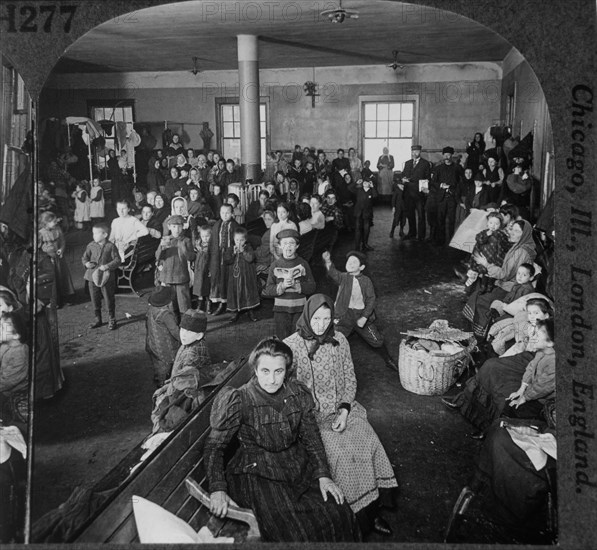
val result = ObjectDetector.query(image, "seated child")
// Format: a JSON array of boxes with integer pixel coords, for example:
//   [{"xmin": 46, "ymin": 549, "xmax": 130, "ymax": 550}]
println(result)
[
  {"xmin": 186, "ymin": 185, "xmax": 203, "ymax": 217},
  {"xmin": 503, "ymin": 319, "xmax": 555, "ymax": 420},
  {"xmin": 145, "ymin": 286, "xmax": 181, "ymax": 386},
  {"xmin": 224, "ymin": 227, "xmax": 260, "ymax": 323},
  {"xmin": 82, "ymin": 222, "xmax": 122, "ymax": 330},
  {"xmin": 263, "ymin": 228, "xmax": 316, "ymax": 339},
  {"xmin": 489, "ymin": 263, "xmax": 536, "ymax": 316},
  {"xmin": 193, "ymin": 225, "xmax": 212, "ymax": 313},
  {"xmin": 464, "ymin": 211, "xmax": 511, "ymax": 294},
  {"xmin": 490, "ymin": 297, "xmax": 552, "ymax": 357},
  {"xmin": 172, "ymin": 309, "xmax": 211, "ymax": 378},
  {"xmin": 209, "ymin": 182, "xmax": 224, "ymax": 216},
  {"xmin": 156, "ymin": 215, "xmax": 196, "ymax": 321},
  {"xmin": 322, "ymin": 250, "xmax": 398, "ymax": 371}
]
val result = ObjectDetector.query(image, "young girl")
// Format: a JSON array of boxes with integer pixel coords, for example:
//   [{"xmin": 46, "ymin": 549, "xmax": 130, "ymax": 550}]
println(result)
[
  {"xmin": 38, "ymin": 211, "xmax": 75, "ymax": 307},
  {"xmin": 224, "ymin": 227, "xmax": 259, "ymax": 322},
  {"xmin": 464, "ymin": 211, "xmax": 511, "ymax": 294},
  {"xmin": 193, "ymin": 225, "xmax": 212, "ymax": 313},
  {"xmin": 503, "ymin": 318, "xmax": 555, "ymax": 420},
  {"xmin": 226, "ymin": 193, "xmax": 242, "ymax": 223},
  {"xmin": 269, "ymin": 202, "xmax": 299, "ymax": 260},
  {"xmin": 210, "ymin": 182, "xmax": 224, "ymax": 216},
  {"xmin": 309, "ymin": 194, "xmax": 326, "ymax": 230},
  {"xmin": 89, "ymin": 177, "xmax": 105, "ymax": 222},
  {"xmin": 72, "ymin": 181, "xmax": 91, "ymax": 230},
  {"xmin": 493, "ymin": 297, "xmax": 552, "ymax": 357}
]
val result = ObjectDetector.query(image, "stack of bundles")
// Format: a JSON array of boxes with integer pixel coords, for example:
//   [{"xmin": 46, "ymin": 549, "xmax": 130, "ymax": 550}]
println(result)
[{"xmin": 398, "ymin": 320, "xmax": 476, "ymax": 395}]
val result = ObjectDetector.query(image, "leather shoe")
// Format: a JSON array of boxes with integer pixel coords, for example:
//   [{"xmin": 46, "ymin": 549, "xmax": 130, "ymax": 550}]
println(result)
[
  {"xmin": 441, "ymin": 397, "xmax": 459, "ymax": 410},
  {"xmin": 363, "ymin": 244, "xmax": 375, "ymax": 251},
  {"xmin": 372, "ymin": 515, "xmax": 392, "ymax": 536},
  {"xmin": 89, "ymin": 320, "xmax": 102, "ymax": 329},
  {"xmin": 469, "ymin": 431, "xmax": 485, "ymax": 440},
  {"xmin": 211, "ymin": 303, "xmax": 225, "ymax": 316}
]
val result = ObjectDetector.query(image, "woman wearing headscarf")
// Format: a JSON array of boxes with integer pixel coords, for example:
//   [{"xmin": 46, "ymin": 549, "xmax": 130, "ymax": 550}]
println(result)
[
  {"xmin": 163, "ymin": 196, "xmax": 196, "ymax": 241},
  {"xmin": 204, "ymin": 337, "xmax": 360, "ymax": 542},
  {"xmin": 147, "ymin": 159, "xmax": 165, "ymax": 194},
  {"xmin": 463, "ymin": 220, "xmax": 537, "ymax": 338},
  {"xmin": 284, "ymin": 294, "xmax": 398, "ymax": 537}
]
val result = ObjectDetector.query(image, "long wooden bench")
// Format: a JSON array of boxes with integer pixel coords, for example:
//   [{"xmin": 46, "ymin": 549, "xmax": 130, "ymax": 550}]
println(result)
[{"xmin": 67, "ymin": 357, "xmax": 254, "ymax": 543}]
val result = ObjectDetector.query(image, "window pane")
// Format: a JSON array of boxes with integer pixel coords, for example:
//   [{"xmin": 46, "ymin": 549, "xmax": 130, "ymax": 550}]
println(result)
[
  {"xmin": 260, "ymin": 122, "xmax": 266, "ymax": 136},
  {"xmin": 223, "ymin": 122, "xmax": 234, "ymax": 138},
  {"xmin": 400, "ymin": 120, "xmax": 413, "ymax": 137},
  {"xmin": 388, "ymin": 138, "xmax": 412, "ymax": 171},
  {"xmin": 260, "ymin": 104, "xmax": 266, "ymax": 120},
  {"xmin": 261, "ymin": 138, "xmax": 266, "ymax": 169},
  {"xmin": 364, "ymin": 121, "xmax": 375, "ymax": 137},
  {"xmin": 234, "ymin": 122, "xmax": 240, "ymax": 137},
  {"xmin": 364, "ymin": 103, "xmax": 376, "ymax": 120},
  {"xmin": 402, "ymin": 103, "xmax": 414, "ymax": 120},
  {"xmin": 223, "ymin": 139, "xmax": 241, "ymax": 165},
  {"xmin": 124, "ymin": 107, "xmax": 133, "ymax": 122},
  {"xmin": 377, "ymin": 120, "xmax": 388, "ymax": 137},
  {"xmin": 388, "ymin": 103, "xmax": 401, "ymax": 120},
  {"xmin": 233, "ymin": 105, "xmax": 240, "ymax": 120},
  {"xmin": 388, "ymin": 120, "xmax": 400, "ymax": 137},
  {"xmin": 377, "ymin": 103, "xmax": 389, "ymax": 120},
  {"xmin": 222, "ymin": 105, "xmax": 233, "ymax": 121}
]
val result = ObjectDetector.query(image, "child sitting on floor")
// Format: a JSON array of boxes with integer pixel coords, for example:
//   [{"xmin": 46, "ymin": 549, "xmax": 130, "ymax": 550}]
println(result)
[
  {"xmin": 224, "ymin": 226, "xmax": 259, "ymax": 323},
  {"xmin": 464, "ymin": 211, "xmax": 511, "ymax": 294},
  {"xmin": 322, "ymin": 250, "xmax": 398, "ymax": 371}
]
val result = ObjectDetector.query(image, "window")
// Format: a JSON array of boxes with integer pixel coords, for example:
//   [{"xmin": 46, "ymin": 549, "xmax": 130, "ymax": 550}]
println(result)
[
  {"xmin": 362, "ymin": 101, "xmax": 415, "ymax": 172},
  {"xmin": 219, "ymin": 102, "xmax": 267, "ymax": 169},
  {"xmin": 505, "ymin": 83, "xmax": 517, "ymax": 127},
  {"xmin": 88, "ymin": 100, "xmax": 135, "ymax": 169}
]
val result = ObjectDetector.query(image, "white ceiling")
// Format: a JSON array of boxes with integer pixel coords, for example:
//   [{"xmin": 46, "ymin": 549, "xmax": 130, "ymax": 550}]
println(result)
[{"xmin": 53, "ymin": 0, "xmax": 513, "ymax": 74}]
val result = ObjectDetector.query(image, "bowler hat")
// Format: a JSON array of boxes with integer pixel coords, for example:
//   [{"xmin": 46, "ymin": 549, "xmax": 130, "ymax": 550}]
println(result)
[
  {"xmin": 442, "ymin": 146, "xmax": 455, "ymax": 155},
  {"xmin": 180, "ymin": 309, "xmax": 207, "ymax": 333},
  {"xmin": 148, "ymin": 285, "xmax": 173, "ymax": 307},
  {"xmin": 411, "ymin": 144, "xmax": 422, "ymax": 151}
]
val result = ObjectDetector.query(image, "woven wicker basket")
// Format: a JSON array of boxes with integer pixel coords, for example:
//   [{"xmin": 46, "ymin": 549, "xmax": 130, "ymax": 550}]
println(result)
[{"xmin": 398, "ymin": 337, "xmax": 476, "ymax": 396}]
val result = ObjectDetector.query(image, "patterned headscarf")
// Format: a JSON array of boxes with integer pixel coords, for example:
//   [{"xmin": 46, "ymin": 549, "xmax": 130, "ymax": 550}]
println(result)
[{"xmin": 296, "ymin": 293, "xmax": 339, "ymax": 359}]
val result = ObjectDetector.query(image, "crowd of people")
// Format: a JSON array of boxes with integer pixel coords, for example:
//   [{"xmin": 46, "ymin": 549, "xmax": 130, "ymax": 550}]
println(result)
[{"xmin": 0, "ymin": 126, "xmax": 553, "ymax": 543}]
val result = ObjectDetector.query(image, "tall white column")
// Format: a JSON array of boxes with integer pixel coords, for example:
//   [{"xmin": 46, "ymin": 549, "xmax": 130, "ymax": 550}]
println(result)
[{"xmin": 237, "ymin": 34, "xmax": 261, "ymax": 183}]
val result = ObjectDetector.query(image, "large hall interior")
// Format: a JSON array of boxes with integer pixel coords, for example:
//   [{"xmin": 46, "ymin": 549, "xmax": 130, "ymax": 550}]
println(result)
[{"xmin": 0, "ymin": 0, "xmax": 560, "ymax": 545}]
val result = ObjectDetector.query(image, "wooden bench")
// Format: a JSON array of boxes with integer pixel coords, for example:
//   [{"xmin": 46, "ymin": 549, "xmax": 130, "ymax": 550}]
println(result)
[
  {"xmin": 116, "ymin": 235, "xmax": 160, "ymax": 296},
  {"xmin": 69, "ymin": 357, "xmax": 255, "ymax": 543}
]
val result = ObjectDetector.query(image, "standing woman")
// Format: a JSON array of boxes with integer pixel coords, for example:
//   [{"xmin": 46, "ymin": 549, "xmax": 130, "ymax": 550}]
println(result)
[
  {"xmin": 465, "ymin": 132, "xmax": 486, "ymax": 173},
  {"xmin": 147, "ymin": 159, "xmax": 165, "ymax": 194},
  {"xmin": 376, "ymin": 147, "xmax": 395, "ymax": 197},
  {"xmin": 483, "ymin": 155, "xmax": 505, "ymax": 204},
  {"xmin": 348, "ymin": 147, "xmax": 362, "ymax": 183},
  {"xmin": 463, "ymin": 220, "xmax": 537, "ymax": 338},
  {"xmin": 284, "ymin": 294, "xmax": 398, "ymax": 537},
  {"xmin": 204, "ymin": 337, "xmax": 360, "ymax": 542}
]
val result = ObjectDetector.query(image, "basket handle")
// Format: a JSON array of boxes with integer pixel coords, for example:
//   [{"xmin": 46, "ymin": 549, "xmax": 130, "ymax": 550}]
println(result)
[{"xmin": 417, "ymin": 361, "xmax": 435, "ymax": 382}]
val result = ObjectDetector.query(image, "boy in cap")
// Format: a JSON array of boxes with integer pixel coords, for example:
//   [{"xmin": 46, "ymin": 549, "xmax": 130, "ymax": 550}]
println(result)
[
  {"xmin": 170, "ymin": 309, "xmax": 211, "ymax": 381},
  {"xmin": 156, "ymin": 214, "xmax": 196, "ymax": 321},
  {"xmin": 322, "ymin": 250, "xmax": 398, "ymax": 371},
  {"xmin": 145, "ymin": 286, "xmax": 181, "ymax": 386},
  {"xmin": 82, "ymin": 222, "xmax": 121, "ymax": 330},
  {"xmin": 264, "ymin": 228, "xmax": 316, "ymax": 339}
]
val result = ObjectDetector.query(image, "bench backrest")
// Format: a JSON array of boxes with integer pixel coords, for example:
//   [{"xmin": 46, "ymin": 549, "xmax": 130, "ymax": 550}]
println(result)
[{"xmin": 73, "ymin": 358, "xmax": 253, "ymax": 543}]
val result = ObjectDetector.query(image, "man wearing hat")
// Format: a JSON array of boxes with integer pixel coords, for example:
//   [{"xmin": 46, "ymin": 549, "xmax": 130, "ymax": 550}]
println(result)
[
  {"xmin": 400, "ymin": 144, "xmax": 432, "ymax": 240},
  {"xmin": 145, "ymin": 286, "xmax": 180, "ymax": 386},
  {"xmin": 427, "ymin": 146, "xmax": 462, "ymax": 246},
  {"xmin": 264, "ymin": 228, "xmax": 316, "ymax": 339}
]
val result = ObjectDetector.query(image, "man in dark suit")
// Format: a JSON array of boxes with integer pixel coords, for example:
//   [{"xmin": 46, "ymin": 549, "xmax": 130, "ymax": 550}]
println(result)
[
  {"xmin": 427, "ymin": 146, "xmax": 462, "ymax": 246},
  {"xmin": 401, "ymin": 144, "xmax": 432, "ymax": 240},
  {"xmin": 349, "ymin": 179, "xmax": 378, "ymax": 251}
]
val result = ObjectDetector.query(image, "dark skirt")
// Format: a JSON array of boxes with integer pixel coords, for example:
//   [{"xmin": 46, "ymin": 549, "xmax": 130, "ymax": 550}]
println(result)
[
  {"xmin": 228, "ymin": 471, "xmax": 360, "ymax": 542},
  {"xmin": 473, "ymin": 423, "xmax": 554, "ymax": 531},
  {"xmin": 455, "ymin": 352, "xmax": 533, "ymax": 432},
  {"xmin": 34, "ymin": 306, "xmax": 64, "ymax": 399},
  {"xmin": 463, "ymin": 287, "xmax": 508, "ymax": 337},
  {"xmin": 192, "ymin": 251, "xmax": 211, "ymax": 298},
  {"xmin": 226, "ymin": 260, "xmax": 260, "ymax": 312}
]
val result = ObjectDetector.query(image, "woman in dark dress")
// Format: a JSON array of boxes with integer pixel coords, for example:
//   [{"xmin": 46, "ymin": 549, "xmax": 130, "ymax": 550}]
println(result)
[
  {"xmin": 204, "ymin": 338, "xmax": 360, "ymax": 542},
  {"xmin": 465, "ymin": 132, "xmax": 486, "ymax": 173}
]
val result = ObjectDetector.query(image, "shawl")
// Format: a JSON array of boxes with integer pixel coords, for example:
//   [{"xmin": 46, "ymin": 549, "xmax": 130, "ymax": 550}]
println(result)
[
  {"xmin": 296, "ymin": 294, "xmax": 339, "ymax": 359},
  {"xmin": 506, "ymin": 220, "xmax": 537, "ymax": 263}
]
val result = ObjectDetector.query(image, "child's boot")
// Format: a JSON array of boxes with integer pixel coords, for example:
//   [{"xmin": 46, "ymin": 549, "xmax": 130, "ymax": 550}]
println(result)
[{"xmin": 89, "ymin": 315, "xmax": 102, "ymax": 329}]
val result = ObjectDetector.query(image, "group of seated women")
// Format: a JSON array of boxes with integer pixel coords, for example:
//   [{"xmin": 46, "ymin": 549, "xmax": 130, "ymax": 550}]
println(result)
[{"xmin": 204, "ymin": 294, "xmax": 398, "ymax": 542}]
